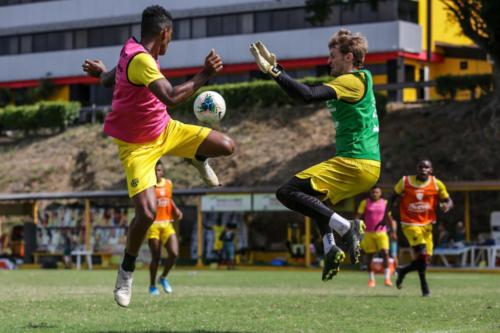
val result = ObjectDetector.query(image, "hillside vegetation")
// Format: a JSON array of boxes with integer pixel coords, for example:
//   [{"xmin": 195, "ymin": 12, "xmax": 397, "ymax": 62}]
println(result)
[{"xmin": 0, "ymin": 100, "xmax": 499, "ymax": 194}]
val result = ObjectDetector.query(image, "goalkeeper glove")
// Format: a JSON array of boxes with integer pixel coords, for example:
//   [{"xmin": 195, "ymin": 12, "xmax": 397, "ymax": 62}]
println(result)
[{"xmin": 250, "ymin": 41, "xmax": 282, "ymax": 78}]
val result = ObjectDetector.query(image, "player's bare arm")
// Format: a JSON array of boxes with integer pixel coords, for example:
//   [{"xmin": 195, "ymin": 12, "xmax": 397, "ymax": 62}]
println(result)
[
  {"xmin": 82, "ymin": 59, "xmax": 116, "ymax": 88},
  {"xmin": 172, "ymin": 201, "xmax": 183, "ymax": 221},
  {"xmin": 149, "ymin": 49, "xmax": 223, "ymax": 107},
  {"xmin": 378, "ymin": 192, "xmax": 400, "ymax": 229},
  {"xmin": 440, "ymin": 197, "xmax": 453, "ymax": 213}
]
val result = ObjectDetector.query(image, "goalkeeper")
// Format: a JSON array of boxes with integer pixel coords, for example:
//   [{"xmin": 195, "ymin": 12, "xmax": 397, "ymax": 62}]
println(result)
[{"xmin": 250, "ymin": 29, "xmax": 381, "ymax": 281}]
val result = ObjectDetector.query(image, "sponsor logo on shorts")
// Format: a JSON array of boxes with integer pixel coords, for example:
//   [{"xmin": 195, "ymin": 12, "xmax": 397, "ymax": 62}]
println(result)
[{"xmin": 131, "ymin": 178, "xmax": 139, "ymax": 187}]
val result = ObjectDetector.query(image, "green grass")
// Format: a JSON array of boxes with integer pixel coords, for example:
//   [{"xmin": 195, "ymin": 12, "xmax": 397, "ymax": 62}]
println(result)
[{"xmin": 0, "ymin": 269, "xmax": 499, "ymax": 333}]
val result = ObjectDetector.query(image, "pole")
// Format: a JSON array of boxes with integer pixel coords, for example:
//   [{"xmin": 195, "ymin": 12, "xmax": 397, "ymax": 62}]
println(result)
[
  {"xmin": 304, "ymin": 217, "xmax": 311, "ymax": 267},
  {"xmin": 85, "ymin": 199, "xmax": 91, "ymax": 251},
  {"xmin": 33, "ymin": 200, "xmax": 39, "ymax": 225},
  {"xmin": 196, "ymin": 196, "xmax": 203, "ymax": 267},
  {"xmin": 464, "ymin": 191, "xmax": 471, "ymax": 242}
]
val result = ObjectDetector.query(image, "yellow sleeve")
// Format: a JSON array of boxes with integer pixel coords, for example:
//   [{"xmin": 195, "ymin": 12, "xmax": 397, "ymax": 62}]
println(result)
[
  {"xmin": 127, "ymin": 53, "xmax": 164, "ymax": 87},
  {"xmin": 323, "ymin": 73, "xmax": 366, "ymax": 103},
  {"xmin": 357, "ymin": 199, "xmax": 367, "ymax": 215},
  {"xmin": 394, "ymin": 177, "xmax": 404, "ymax": 195},
  {"xmin": 435, "ymin": 178, "xmax": 450, "ymax": 199}
]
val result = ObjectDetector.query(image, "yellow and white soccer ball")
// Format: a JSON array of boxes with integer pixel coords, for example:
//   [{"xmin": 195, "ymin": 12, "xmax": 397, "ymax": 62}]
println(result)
[{"xmin": 193, "ymin": 91, "xmax": 226, "ymax": 125}]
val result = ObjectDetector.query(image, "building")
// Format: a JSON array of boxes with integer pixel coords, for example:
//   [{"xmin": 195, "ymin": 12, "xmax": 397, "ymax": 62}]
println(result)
[{"xmin": 0, "ymin": 0, "xmax": 492, "ymax": 104}]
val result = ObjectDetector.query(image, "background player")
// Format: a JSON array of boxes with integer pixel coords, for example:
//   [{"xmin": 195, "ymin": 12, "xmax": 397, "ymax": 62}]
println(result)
[
  {"xmin": 250, "ymin": 29, "xmax": 380, "ymax": 280},
  {"xmin": 82, "ymin": 5, "xmax": 235, "ymax": 307},
  {"xmin": 356, "ymin": 185, "xmax": 393, "ymax": 287},
  {"xmin": 147, "ymin": 160, "xmax": 182, "ymax": 296},
  {"xmin": 387, "ymin": 159, "xmax": 453, "ymax": 296}
]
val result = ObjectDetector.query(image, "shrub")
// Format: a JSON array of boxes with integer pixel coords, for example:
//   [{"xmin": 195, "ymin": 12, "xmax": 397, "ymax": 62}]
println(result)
[
  {"xmin": 0, "ymin": 101, "xmax": 80, "ymax": 133},
  {"xmin": 173, "ymin": 76, "xmax": 387, "ymax": 119},
  {"xmin": 436, "ymin": 74, "xmax": 493, "ymax": 100}
]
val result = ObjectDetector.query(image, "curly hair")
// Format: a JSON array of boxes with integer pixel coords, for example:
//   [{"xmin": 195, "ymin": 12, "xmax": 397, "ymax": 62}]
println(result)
[
  {"xmin": 328, "ymin": 29, "xmax": 368, "ymax": 68},
  {"xmin": 141, "ymin": 5, "xmax": 173, "ymax": 38}
]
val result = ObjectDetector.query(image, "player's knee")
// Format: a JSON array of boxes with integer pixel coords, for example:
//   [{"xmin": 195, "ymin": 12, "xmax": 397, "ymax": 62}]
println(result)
[
  {"xmin": 220, "ymin": 136, "xmax": 235, "ymax": 156},
  {"xmin": 414, "ymin": 244, "xmax": 427, "ymax": 256},
  {"xmin": 151, "ymin": 253, "xmax": 161, "ymax": 263},
  {"xmin": 276, "ymin": 184, "xmax": 291, "ymax": 205},
  {"xmin": 169, "ymin": 250, "xmax": 179, "ymax": 260},
  {"xmin": 138, "ymin": 204, "xmax": 156, "ymax": 225}
]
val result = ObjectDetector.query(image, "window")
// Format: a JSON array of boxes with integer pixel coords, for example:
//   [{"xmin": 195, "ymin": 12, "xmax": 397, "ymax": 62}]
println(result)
[
  {"xmin": 222, "ymin": 14, "xmax": 240, "ymax": 35},
  {"xmin": 33, "ymin": 31, "xmax": 68, "ymax": 52},
  {"xmin": 288, "ymin": 8, "xmax": 310, "ymax": 30},
  {"xmin": 240, "ymin": 13, "xmax": 253, "ymax": 34},
  {"xmin": 254, "ymin": 11, "xmax": 272, "ymax": 33},
  {"xmin": 20, "ymin": 35, "xmax": 32, "ymax": 53},
  {"xmin": 398, "ymin": 0, "xmax": 418, "ymax": 23},
  {"xmin": 173, "ymin": 19, "xmax": 190, "ymax": 40},
  {"xmin": 0, "ymin": 36, "xmax": 18, "ymax": 55},
  {"xmin": 207, "ymin": 16, "xmax": 223, "ymax": 36},
  {"xmin": 271, "ymin": 10, "xmax": 288, "ymax": 31},
  {"xmin": 191, "ymin": 18, "xmax": 207, "ymax": 38},
  {"xmin": 404, "ymin": 64, "xmax": 415, "ymax": 82},
  {"xmin": 131, "ymin": 24, "xmax": 141, "ymax": 40},
  {"xmin": 365, "ymin": 63, "xmax": 388, "ymax": 76},
  {"xmin": 74, "ymin": 29, "xmax": 88, "ymax": 49},
  {"xmin": 87, "ymin": 25, "xmax": 129, "ymax": 48},
  {"xmin": 0, "ymin": 0, "xmax": 61, "ymax": 6}
]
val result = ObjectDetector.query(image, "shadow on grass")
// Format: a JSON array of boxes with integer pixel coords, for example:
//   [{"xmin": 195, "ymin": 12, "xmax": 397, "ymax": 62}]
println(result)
[
  {"xmin": 24, "ymin": 322, "xmax": 58, "ymax": 329},
  {"xmin": 94, "ymin": 331, "xmax": 254, "ymax": 333}
]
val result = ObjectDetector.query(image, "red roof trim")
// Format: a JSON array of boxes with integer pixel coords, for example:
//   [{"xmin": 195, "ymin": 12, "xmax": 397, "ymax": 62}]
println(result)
[{"xmin": 0, "ymin": 51, "xmax": 443, "ymax": 88}]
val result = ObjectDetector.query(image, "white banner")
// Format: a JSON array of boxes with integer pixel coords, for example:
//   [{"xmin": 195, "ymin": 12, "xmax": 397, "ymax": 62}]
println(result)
[
  {"xmin": 201, "ymin": 194, "xmax": 251, "ymax": 212},
  {"xmin": 253, "ymin": 193, "xmax": 289, "ymax": 212}
]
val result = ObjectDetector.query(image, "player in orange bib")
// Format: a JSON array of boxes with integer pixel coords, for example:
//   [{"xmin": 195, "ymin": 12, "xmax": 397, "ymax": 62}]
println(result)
[
  {"xmin": 146, "ymin": 160, "xmax": 183, "ymax": 295},
  {"xmin": 386, "ymin": 159, "xmax": 453, "ymax": 296}
]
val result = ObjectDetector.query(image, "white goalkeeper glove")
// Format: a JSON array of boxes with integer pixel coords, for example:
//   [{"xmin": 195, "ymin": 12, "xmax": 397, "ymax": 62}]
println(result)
[{"xmin": 250, "ymin": 41, "xmax": 282, "ymax": 78}]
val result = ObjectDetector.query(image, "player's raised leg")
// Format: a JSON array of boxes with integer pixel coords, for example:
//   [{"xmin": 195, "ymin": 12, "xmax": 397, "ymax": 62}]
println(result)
[
  {"xmin": 276, "ymin": 177, "xmax": 361, "ymax": 281},
  {"xmin": 187, "ymin": 130, "xmax": 235, "ymax": 186}
]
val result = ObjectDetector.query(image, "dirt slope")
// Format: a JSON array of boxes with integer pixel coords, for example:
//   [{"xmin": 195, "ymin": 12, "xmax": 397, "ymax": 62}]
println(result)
[{"xmin": 0, "ymin": 100, "xmax": 499, "ymax": 194}]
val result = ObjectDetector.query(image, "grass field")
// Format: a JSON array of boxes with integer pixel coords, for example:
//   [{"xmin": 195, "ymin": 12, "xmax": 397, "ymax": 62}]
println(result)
[{"xmin": 0, "ymin": 269, "xmax": 498, "ymax": 333}]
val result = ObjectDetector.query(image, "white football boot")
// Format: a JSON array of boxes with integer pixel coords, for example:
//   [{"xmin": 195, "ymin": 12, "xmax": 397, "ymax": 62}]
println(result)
[
  {"xmin": 114, "ymin": 266, "xmax": 133, "ymax": 307},
  {"xmin": 187, "ymin": 158, "xmax": 220, "ymax": 187}
]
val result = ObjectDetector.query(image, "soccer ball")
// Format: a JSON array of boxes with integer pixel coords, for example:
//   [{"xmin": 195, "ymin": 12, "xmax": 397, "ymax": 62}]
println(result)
[{"xmin": 193, "ymin": 91, "xmax": 226, "ymax": 124}]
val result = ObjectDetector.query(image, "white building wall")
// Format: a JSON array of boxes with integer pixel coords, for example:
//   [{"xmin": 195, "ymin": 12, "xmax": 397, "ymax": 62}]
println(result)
[{"xmin": 0, "ymin": 21, "xmax": 421, "ymax": 82}]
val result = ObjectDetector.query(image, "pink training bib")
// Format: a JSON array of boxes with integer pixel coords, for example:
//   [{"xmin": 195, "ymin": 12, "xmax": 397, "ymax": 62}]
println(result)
[
  {"xmin": 104, "ymin": 37, "xmax": 170, "ymax": 143},
  {"xmin": 363, "ymin": 198, "xmax": 387, "ymax": 232}
]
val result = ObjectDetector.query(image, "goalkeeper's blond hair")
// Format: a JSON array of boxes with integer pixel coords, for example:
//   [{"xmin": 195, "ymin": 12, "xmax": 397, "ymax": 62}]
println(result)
[{"xmin": 328, "ymin": 29, "xmax": 368, "ymax": 68}]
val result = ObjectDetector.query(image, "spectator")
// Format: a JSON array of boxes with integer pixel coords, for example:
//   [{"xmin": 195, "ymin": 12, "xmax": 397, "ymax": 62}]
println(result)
[
  {"xmin": 452, "ymin": 221, "xmax": 466, "ymax": 248},
  {"xmin": 62, "ymin": 229, "xmax": 73, "ymax": 269},
  {"xmin": 220, "ymin": 223, "xmax": 237, "ymax": 270},
  {"xmin": 436, "ymin": 223, "xmax": 450, "ymax": 249}
]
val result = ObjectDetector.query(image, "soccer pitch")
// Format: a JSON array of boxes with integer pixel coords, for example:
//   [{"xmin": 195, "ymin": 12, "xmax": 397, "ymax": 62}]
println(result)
[{"xmin": 0, "ymin": 269, "xmax": 498, "ymax": 333}]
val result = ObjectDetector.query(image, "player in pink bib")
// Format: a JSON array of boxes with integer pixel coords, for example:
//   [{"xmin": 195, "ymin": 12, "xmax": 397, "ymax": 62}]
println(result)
[
  {"xmin": 83, "ymin": 5, "xmax": 235, "ymax": 308},
  {"xmin": 356, "ymin": 185, "xmax": 394, "ymax": 287}
]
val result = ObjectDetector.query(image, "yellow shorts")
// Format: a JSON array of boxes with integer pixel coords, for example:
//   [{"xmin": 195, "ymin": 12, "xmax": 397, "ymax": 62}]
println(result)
[
  {"xmin": 146, "ymin": 221, "xmax": 176, "ymax": 245},
  {"xmin": 114, "ymin": 119, "xmax": 211, "ymax": 197},
  {"xmin": 296, "ymin": 156, "xmax": 380, "ymax": 205},
  {"xmin": 361, "ymin": 231, "xmax": 389, "ymax": 253},
  {"xmin": 402, "ymin": 224, "xmax": 434, "ymax": 256}
]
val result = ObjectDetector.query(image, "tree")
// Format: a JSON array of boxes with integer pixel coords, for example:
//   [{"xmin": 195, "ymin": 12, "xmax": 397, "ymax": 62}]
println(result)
[
  {"xmin": 305, "ymin": 0, "xmax": 500, "ymax": 103},
  {"xmin": 441, "ymin": 0, "xmax": 500, "ymax": 103}
]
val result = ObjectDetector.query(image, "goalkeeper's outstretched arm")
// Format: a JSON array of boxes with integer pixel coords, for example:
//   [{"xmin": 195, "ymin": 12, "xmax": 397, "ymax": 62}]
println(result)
[
  {"xmin": 250, "ymin": 41, "xmax": 337, "ymax": 103},
  {"xmin": 274, "ymin": 70, "xmax": 337, "ymax": 103}
]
